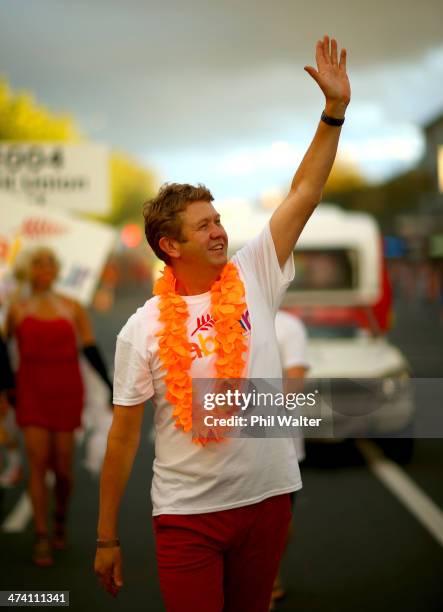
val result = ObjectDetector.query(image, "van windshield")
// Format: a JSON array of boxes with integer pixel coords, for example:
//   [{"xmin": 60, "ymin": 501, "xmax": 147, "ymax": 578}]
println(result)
[{"xmin": 288, "ymin": 248, "xmax": 358, "ymax": 291}]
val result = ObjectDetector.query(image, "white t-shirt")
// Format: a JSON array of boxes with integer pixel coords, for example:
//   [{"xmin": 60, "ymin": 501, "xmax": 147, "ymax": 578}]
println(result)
[
  {"xmin": 113, "ymin": 222, "xmax": 302, "ymax": 515},
  {"xmin": 275, "ymin": 310, "xmax": 310, "ymax": 462}
]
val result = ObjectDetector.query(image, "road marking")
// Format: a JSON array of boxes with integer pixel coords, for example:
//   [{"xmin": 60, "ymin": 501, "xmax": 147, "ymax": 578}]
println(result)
[
  {"xmin": 356, "ymin": 439, "xmax": 443, "ymax": 547},
  {"xmin": 1, "ymin": 472, "xmax": 55, "ymax": 533},
  {"xmin": 1, "ymin": 492, "xmax": 32, "ymax": 533}
]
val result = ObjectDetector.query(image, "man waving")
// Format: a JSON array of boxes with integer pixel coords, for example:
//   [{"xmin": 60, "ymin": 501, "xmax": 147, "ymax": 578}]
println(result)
[{"xmin": 95, "ymin": 35, "xmax": 350, "ymax": 612}]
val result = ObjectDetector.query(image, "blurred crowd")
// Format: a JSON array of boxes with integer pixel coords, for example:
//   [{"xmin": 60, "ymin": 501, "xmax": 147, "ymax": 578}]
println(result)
[{"xmin": 388, "ymin": 258, "xmax": 443, "ymax": 316}]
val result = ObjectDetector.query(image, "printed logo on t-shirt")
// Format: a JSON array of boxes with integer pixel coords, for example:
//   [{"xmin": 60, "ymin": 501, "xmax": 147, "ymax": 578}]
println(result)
[{"xmin": 189, "ymin": 309, "xmax": 251, "ymax": 360}]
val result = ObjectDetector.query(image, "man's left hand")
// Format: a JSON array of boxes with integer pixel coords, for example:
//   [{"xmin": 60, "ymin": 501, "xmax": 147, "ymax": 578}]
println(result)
[{"xmin": 304, "ymin": 35, "xmax": 351, "ymax": 117}]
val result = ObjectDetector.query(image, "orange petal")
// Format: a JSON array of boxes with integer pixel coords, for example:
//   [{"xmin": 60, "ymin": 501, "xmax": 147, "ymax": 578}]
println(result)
[{"xmin": 218, "ymin": 304, "xmax": 236, "ymax": 314}]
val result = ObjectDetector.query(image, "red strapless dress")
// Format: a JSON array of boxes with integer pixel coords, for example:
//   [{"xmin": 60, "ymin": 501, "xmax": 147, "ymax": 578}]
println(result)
[{"xmin": 15, "ymin": 316, "xmax": 84, "ymax": 431}]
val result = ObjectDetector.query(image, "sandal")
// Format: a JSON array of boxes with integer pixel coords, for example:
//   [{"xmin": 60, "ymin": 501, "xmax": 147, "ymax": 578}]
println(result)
[
  {"xmin": 269, "ymin": 575, "xmax": 286, "ymax": 610},
  {"xmin": 271, "ymin": 575, "xmax": 286, "ymax": 601},
  {"xmin": 32, "ymin": 534, "xmax": 54, "ymax": 567}
]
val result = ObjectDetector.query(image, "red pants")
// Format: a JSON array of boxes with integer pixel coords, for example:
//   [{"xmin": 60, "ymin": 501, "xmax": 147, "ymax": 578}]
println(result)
[{"xmin": 153, "ymin": 493, "xmax": 292, "ymax": 612}]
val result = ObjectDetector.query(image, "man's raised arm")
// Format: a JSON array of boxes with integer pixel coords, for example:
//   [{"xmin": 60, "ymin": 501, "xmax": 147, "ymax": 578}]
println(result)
[{"xmin": 270, "ymin": 35, "xmax": 351, "ymax": 267}]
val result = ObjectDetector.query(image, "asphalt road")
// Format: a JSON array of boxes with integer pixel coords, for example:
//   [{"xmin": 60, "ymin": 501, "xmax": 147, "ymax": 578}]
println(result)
[{"xmin": 1, "ymin": 286, "xmax": 442, "ymax": 612}]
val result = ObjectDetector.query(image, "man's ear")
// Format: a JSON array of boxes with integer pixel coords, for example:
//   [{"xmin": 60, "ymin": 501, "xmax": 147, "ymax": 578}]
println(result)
[{"xmin": 159, "ymin": 236, "xmax": 181, "ymax": 260}]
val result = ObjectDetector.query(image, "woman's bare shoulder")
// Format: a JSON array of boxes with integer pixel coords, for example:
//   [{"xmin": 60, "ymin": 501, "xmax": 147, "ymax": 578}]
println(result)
[
  {"xmin": 5, "ymin": 297, "xmax": 29, "ymax": 332},
  {"xmin": 55, "ymin": 293, "xmax": 79, "ymax": 309},
  {"xmin": 8, "ymin": 296, "xmax": 29, "ymax": 314}
]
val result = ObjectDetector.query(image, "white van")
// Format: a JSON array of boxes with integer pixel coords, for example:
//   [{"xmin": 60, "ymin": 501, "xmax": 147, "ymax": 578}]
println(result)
[{"xmin": 228, "ymin": 204, "xmax": 415, "ymax": 462}]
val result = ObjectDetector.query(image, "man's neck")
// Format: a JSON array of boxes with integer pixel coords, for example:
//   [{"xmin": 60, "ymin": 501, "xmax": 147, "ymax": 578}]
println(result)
[{"xmin": 173, "ymin": 264, "xmax": 223, "ymax": 296}]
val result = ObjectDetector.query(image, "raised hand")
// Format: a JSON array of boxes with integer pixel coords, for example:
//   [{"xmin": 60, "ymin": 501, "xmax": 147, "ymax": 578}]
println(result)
[{"xmin": 304, "ymin": 35, "xmax": 351, "ymax": 117}]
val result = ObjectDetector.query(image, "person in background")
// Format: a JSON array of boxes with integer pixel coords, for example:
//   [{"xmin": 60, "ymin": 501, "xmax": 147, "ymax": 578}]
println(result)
[
  {"xmin": 0, "ymin": 333, "xmax": 23, "ymax": 487},
  {"xmin": 5, "ymin": 246, "xmax": 113, "ymax": 567},
  {"xmin": 271, "ymin": 309, "xmax": 310, "ymax": 609}
]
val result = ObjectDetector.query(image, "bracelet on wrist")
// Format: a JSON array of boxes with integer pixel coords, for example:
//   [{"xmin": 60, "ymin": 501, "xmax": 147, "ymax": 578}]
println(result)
[
  {"xmin": 96, "ymin": 538, "xmax": 120, "ymax": 548},
  {"xmin": 321, "ymin": 111, "xmax": 345, "ymax": 127}
]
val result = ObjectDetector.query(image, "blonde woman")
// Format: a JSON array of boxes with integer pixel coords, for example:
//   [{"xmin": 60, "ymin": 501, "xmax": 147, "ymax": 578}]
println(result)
[{"xmin": 6, "ymin": 246, "xmax": 112, "ymax": 567}]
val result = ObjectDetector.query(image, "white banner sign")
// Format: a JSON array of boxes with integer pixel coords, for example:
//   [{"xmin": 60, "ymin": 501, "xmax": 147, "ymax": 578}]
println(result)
[
  {"xmin": 0, "ymin": 197, "xmax": 116, "ymax": 305},
  {"xmin": 0, "ymin": 142, "xmax": 110, "ymax": 214}
]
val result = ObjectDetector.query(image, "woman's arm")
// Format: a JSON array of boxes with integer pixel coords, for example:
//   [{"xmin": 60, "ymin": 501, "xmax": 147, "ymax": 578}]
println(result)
[
  {"xmin": 74, "ymin": 301, "xmax": 95, "ymax": 346},
  {"xmin": 5, "ymin": 302, "xmax": 20, "ymax": 338},
  {"xmin": 0, "ymin": 334, "xmax": 15, "ymax": 395},
  {"xmin": 74, "ymin": 301, "xmax": 113, "ymax": 401}
]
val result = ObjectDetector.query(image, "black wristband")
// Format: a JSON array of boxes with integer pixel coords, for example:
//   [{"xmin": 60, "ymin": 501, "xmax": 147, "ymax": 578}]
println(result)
[{"xmin": 321, "ymin": 111, "xmax": 345, "ymax": 127}]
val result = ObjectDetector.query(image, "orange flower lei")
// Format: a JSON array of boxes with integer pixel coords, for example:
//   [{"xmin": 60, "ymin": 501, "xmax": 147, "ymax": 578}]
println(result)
[{"xmin": 153, "ymin": 262, "xmax": 247, "ymax": 444}]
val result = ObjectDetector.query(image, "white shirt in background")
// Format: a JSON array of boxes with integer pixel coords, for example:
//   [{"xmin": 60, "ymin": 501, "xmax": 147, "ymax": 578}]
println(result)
[{"xmin": 275, "ymin": 310, "xmax": 310, "ymax": 462}]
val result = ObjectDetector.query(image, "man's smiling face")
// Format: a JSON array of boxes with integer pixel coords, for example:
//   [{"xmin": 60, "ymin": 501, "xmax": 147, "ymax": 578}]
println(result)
[{"xmin": 178, "ymin": 200, "xmax": 229, "ymax": 270}]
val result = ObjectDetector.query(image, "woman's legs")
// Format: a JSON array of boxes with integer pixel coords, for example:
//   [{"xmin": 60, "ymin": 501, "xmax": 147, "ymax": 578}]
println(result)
[
  {"xmin": 22, "ymin": 426, "xmax": 51, "ymax": 534},
  {"xmin": 51, "ymin": 431, "xmax": 75, "ymax": 546},
  {"xmin": 52, "ymin": 431, "xmax": 75, "ymax": 518}
]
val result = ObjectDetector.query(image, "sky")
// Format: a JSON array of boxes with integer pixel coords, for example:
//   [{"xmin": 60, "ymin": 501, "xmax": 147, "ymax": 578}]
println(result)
[{"xmin": 1, "ymin": 0, "xmax": 443, "ymax": 202}]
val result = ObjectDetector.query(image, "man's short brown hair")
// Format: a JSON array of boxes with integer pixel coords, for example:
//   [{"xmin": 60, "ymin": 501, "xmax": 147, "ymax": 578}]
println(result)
[{"xmin": 143, "ymin": 183, "xmax": 214, "ymax": 263}]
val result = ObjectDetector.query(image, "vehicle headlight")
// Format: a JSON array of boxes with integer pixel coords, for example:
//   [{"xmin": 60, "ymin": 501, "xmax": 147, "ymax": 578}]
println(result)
[{"xmin": 382, "ymin": 371, "xmax": 410, "ymax": 398}]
